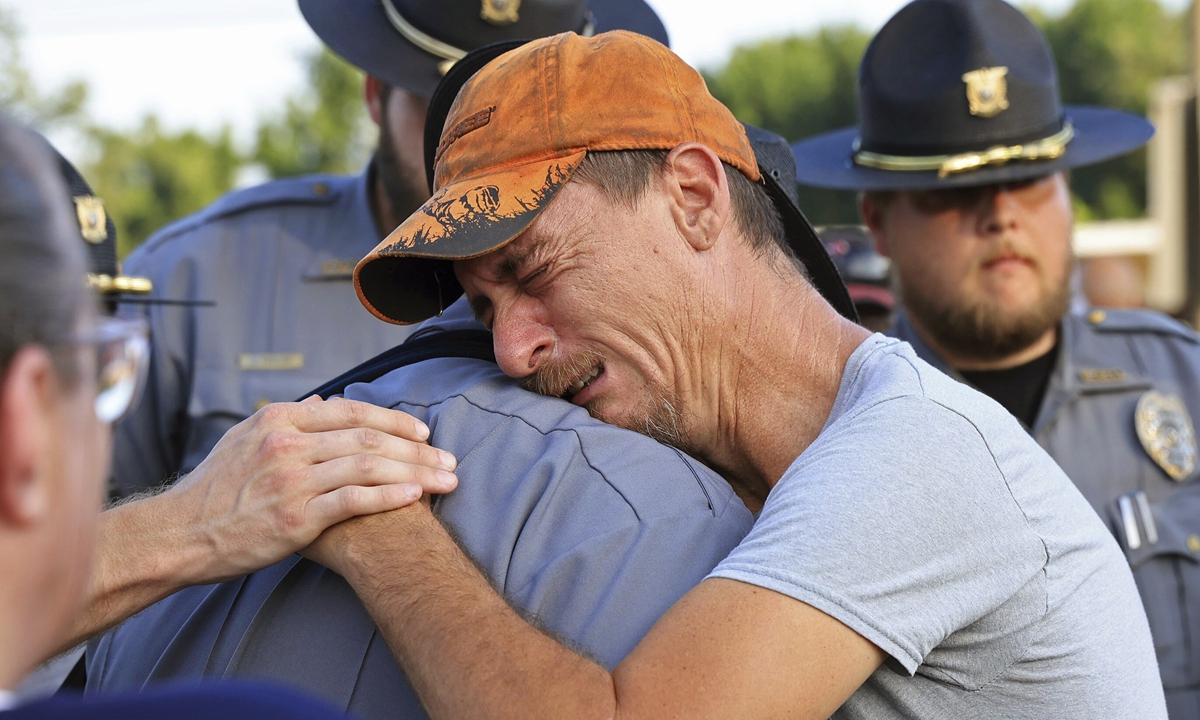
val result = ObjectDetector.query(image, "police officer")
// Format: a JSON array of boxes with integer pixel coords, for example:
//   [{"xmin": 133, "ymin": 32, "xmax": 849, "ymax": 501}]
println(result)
[
  {"xmin": 114, "ymin": 0, "xmax": 669, "ymax": 497},
  {"xmin": 792, "ymin": 0, "xmax": 1200, "ymax": 714}
]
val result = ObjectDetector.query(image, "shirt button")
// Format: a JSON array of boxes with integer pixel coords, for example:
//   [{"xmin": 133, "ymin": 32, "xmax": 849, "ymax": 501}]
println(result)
[
  {"xmin": 1188, "ymin": 535, "xmax": 1200, "ymax": 553},
  {"xmin": 1087, "ymin": 310, "xmax": 1107, "ymax": 325},
  {"xmin": 312, "ymin": 182, "xmax": 330, "ymax": 197}
]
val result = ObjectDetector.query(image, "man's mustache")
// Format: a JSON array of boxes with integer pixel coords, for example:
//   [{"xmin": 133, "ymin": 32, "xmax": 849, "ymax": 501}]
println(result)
[{"xmin": 521, "ymin": 347, "xmax": 606, "ymax": 400}]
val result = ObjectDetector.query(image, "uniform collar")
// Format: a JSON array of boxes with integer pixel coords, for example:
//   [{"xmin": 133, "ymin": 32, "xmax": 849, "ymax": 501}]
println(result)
[{"xmin": 890, "ymin": 308, "xmax": 1152, "ymax": 434}]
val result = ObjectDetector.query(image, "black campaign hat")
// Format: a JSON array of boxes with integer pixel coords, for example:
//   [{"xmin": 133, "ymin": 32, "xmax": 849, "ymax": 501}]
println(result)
[
  {"xmin": 791, "ymin": 0, "xmax": 1154, "ymax": 191},
  {"xmin": 300, "ymin": 0, "xmax": 669, "ymax": 99},
  {"xmin": 413, "ymin": 41, "xmax": 858, "ymax": 323}
]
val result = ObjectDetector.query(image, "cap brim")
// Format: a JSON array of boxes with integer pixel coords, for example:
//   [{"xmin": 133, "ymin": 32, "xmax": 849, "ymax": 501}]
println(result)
[
  {"xmin": 792, "ymin": 106, "xmax": 1154, "ymax": 191},
  {"xmin": 301, "ymin": 0, "xmax": 669, "ymax": 100},
  {"xmin": 356, "ymin": 150, "xmax": 587, "ymax": 324}
]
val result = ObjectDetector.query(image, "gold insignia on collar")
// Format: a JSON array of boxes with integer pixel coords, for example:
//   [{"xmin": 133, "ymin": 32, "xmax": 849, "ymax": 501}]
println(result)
[
  {"xmin": 73, "ymin": 195, "xmax": 107, "ymax": 244},
  {"xmin": 1135, "ymin": 391, "xmax": 1197, "ymax": 482},
  {"xmin": 962, "ymin": 67, "xmax": 1010, "ymax": 118},
  {"xmin": 481, "ymin": 0, "xmax": 519, "ymax": 25}
]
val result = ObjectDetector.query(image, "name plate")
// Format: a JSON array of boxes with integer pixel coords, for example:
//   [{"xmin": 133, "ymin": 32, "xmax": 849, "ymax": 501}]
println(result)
[{"xmin": 239, "ymin": 353, "xmax": 305, "ymax": 371}]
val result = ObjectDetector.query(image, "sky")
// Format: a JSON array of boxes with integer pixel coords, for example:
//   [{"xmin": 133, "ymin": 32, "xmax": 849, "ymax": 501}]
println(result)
[{"xmin": 14, "ymin": 0, "xmax": 1192, "ymax": 145}]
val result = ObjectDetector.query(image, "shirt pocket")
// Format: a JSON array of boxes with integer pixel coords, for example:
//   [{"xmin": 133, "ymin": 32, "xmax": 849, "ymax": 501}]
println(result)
[{"xmin": 1112, "ymin": 486, "xmax": 1200, "ymax": 689}]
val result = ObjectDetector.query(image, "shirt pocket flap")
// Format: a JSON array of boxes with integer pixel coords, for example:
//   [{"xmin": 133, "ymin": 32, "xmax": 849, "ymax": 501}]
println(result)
[{"xmin": 1117, "ymin": 490, "xmax": 1200, "ymax": 568}]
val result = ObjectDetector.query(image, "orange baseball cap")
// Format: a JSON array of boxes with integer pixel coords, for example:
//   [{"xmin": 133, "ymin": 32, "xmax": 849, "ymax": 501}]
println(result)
[{"xmin": 354, "ymin": 30, "xmax": 761, "ymax": 325}]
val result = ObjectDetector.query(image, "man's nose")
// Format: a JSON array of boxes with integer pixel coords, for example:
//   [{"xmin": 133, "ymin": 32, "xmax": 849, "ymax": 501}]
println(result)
[
  {"xmin": 980, "ymin": 185, "xmax": 1020, "ymax": 235},
  {"xmin": 492, "ymin": 303, "xmax": 556, "ymax": 379}
]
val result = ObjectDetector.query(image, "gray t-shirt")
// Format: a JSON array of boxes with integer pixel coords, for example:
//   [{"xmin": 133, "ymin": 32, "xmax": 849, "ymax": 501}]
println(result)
[{"xmin": 709, "ymin": 335, "xmax": 1166, "ymax": 719}]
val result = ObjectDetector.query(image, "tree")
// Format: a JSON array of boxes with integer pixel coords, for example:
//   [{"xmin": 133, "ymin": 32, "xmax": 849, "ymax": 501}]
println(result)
[
  {"xmin": 86, "ymin": 117, "xmax": 242, "ymax": 257},
  {"xmin": 1034, "ymin": 0, "xmax": 1189, "ymax": 219},
  {"xmin": 253, "ymin": 48, "xmax": 375, "ymax": 178},
  {"xmin": 0, "ymin": 7, "xmax": 86, "ymax": 129},
  {"xmin": 704, "ymin": 26, "xmax": 870, "ymax": 226}
]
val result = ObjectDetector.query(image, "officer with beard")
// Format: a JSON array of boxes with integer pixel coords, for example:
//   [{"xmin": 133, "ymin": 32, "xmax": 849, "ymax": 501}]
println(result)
[
  {"xmin": 113, "ymin": 0, "xmax": 668, "ymax": 497},
  {"xmin": 792, "ymin": 0, "xmax": 1200, "ymax": 714}
]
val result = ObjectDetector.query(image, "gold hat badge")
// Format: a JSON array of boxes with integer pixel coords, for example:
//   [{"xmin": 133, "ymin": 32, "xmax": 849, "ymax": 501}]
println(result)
[
  {"xmin": 962, "ymin": 66, "xmax": 1010, "ymax": 118},
  {"xmin": 1135, "ymin": 391, "xmax": 1197, "ymax": 482},
  {"xmin": 73, "ymin": 195, "xmax": 108, "ymax": 244},
  {"xmin": 481, "ymin": 0, "xmax": 520, "ymax": 25}
]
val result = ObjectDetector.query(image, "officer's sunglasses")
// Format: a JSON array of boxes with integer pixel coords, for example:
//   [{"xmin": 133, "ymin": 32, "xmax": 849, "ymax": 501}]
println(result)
[{"xmin": 66, "ymin": 316, "xmax": 150, "ymax": 424}]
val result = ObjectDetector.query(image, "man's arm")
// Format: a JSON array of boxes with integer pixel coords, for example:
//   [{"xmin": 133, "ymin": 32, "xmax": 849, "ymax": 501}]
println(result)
[
  {"xmin": 307, "ymin": 503, "xmax": 884, "ymax": 720},
  {"xmin": 49, "ymin": 397, "xmax": 458, "ymax": 659}
]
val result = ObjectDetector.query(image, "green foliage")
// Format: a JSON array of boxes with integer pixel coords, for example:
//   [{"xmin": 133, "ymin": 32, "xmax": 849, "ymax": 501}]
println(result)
[
  {"xmin": 0, "ymin": 7, "xmax": 86, "ymax": 129},
  {"xmin": 705, "ymin": 27, "xmax": 870, "ymax": 225},
  {"xmin": 253, "ymin": 48, "xmax": 375, "ymax": 178},
  {"xmin": 1035, "ymin": 0, "xmax": 1188, "ymax": 219},
  {"xmin": 705, "ymin": 0, "xmax": 1187, "ymax": 224},
  {"xmin": 85, "ymin": 118, "xmax": 241, "ymax": 257}
]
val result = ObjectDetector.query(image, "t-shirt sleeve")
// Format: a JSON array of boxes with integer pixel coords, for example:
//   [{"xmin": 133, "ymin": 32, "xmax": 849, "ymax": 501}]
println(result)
[{"xmin": 707, "ymin": 395, "xmax": 1047, "ymax": 673}]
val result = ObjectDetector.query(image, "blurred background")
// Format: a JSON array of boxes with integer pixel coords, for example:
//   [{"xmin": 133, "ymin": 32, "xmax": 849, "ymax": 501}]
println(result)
[{"xmin": 8, "ymin": 0, "xmax": 1200, "ymax": 321}]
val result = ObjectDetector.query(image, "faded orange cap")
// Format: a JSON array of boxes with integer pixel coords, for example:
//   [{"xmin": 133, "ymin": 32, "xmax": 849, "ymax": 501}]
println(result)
[{"xmin": 355, "ymin": 30, "xmax": 761, "ymax": 325}]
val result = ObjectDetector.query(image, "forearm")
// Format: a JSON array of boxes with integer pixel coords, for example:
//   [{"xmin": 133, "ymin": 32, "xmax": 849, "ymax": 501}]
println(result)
[
  {"xmin": 51, "ymin": 490, "xmax": 210, "ymax": 657},
  {"xmin": 338, "ymin": 507, "xmax": 618, "ymax": 720}
]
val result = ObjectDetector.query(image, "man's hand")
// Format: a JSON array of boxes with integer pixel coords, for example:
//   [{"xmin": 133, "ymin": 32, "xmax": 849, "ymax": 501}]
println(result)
[
  {"xmin": 166, "ymin": 396, "xmax": 457, "ymax": 584},
  {"xmin": 53, "ymin": 397, "xmax": 457, "ymax": 659}
]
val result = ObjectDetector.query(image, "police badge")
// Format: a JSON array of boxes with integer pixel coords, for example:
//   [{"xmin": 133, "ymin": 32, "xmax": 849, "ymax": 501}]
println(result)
[
  {"xmin": 962, "ymin": 66, "xmax": 1010, "ymax": 118},
  {"xmin": 73, "ymin": 195, "xmax": 108, "ymax": 244},
  {"xmin": 1135, "ymin": 391, "xmax": 1197, "ymax": 482},
  {"xmin": 481, "ymin": 0, "xmax": 520, "ymax": 25}
]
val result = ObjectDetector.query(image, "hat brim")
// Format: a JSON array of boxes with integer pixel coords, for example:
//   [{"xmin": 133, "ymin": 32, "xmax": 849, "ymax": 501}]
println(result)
[
  {"xmin": 300, "ymin": 0, "xmax": 669, "ymax": 99},
  {"xmin": 791, "ymin": 106, "xmax": 1154, "ymax": 191},
  {"xmin": 356, "ymin": 150, "xmax": 587, "ymax": 324}
]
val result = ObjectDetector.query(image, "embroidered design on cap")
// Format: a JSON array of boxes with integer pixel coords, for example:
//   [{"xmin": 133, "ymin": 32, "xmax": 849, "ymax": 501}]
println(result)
[
  {"xmin": 386, "ymin": 163, "xmax": 573, "ymax": 250},
  {"xmin": 962, "ymin": 66, "xmax": 1010, "ymax": 118}
]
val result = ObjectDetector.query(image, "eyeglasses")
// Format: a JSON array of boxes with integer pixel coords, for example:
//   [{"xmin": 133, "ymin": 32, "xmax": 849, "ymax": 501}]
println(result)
[{"xmin": 69, "ymin": 317, "xmax": 150, "ymax": 424}]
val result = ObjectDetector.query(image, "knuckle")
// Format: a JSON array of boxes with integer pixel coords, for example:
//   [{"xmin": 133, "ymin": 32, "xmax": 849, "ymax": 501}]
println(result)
[
  {"xmin": 260, "ymin": 429, "xmax": 298, "ymax": 457},
  {"xmin": 355, "ymin": 427, "xmax": 382, "ymax": 450},
  {"xmin": 341, "ymin": 399, "xmax": 369, "ymax": 426},
  {"xmin": 257, "ymin": 402, "xmax": 289, "ymax": 426},
  {"xmin": 275, "ymin": 502, "xmax": 306, "ymax": 532},
  {"xmin": 353, "ymin": 453, "xmax": 379, "ymax": 479}
]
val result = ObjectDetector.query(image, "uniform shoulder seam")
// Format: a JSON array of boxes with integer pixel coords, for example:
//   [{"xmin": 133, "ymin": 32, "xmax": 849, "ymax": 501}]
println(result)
[{"xmin": 133, "ymin": 174, "xmax": 350, "ymax": 254}]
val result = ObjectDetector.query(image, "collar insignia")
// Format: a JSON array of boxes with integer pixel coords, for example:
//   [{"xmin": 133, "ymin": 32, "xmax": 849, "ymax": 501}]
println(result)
[
  {"xmin": 73, "ymin": 195, "xmax": 108, "ymax": 244},
  {"xmin": 962, "ymin": 66, "xmax": 1010, "ymax": 118},
  {"xmin": 481, "ymin": 0, "xmax": 520, "ymax": 25},
  {"xmin": 1135, "ymin": 391, "xmax": 1197, "ymax": 482}
]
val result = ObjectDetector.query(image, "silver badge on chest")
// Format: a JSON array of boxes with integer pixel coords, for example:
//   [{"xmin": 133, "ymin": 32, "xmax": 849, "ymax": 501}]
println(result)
[{"xmin": 1135, "ymin": 391, "xmax": 1197, "ymax": 481}]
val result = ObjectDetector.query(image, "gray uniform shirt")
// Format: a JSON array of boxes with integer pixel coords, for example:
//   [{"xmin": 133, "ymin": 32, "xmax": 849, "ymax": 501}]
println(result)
[
  {"xmin": 87, "ymin": 301, "xmax": 754, "ymax": 719},
  {"xmin": 112, "ymin": 168, "xmax": 415, "ymax": 497},
  {"xmin": 893, "ymin": 308, "xmax": 1200, "ymax": 718},
  {"xmin": 710, "ymin": 334, "xmax": 1165, "ymax": 719}
]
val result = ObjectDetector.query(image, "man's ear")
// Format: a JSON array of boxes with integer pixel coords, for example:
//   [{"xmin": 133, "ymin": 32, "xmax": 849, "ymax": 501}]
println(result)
[
  {"xmin": 859, "ymin": 193, "xmax": 891, "ymax": 258},
  {"xmin": 364, "ymin": 75, "xmax": 386, "ymax": 127},
  {"xmin": 663, "ymin": 143, "xmax": 730, "ymax": 252},
  {"xmin": 0, "ymin": 347, "xmax": 54, "ymax": 527}
]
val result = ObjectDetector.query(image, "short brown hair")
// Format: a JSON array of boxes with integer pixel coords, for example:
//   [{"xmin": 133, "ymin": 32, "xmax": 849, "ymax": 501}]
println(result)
[{"xmin": 572, "ymin": 149, "xmax": 801, "ymax": 271}]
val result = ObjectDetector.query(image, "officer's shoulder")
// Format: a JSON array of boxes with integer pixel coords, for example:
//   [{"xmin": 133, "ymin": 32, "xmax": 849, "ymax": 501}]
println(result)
[
  {"xmin": 136, "ymin": 173, "xmax": 351, "ymax": 254},
  {"xmin": 1075, "ymin": 307, "xmax": 1200, "ymax": 346}
]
